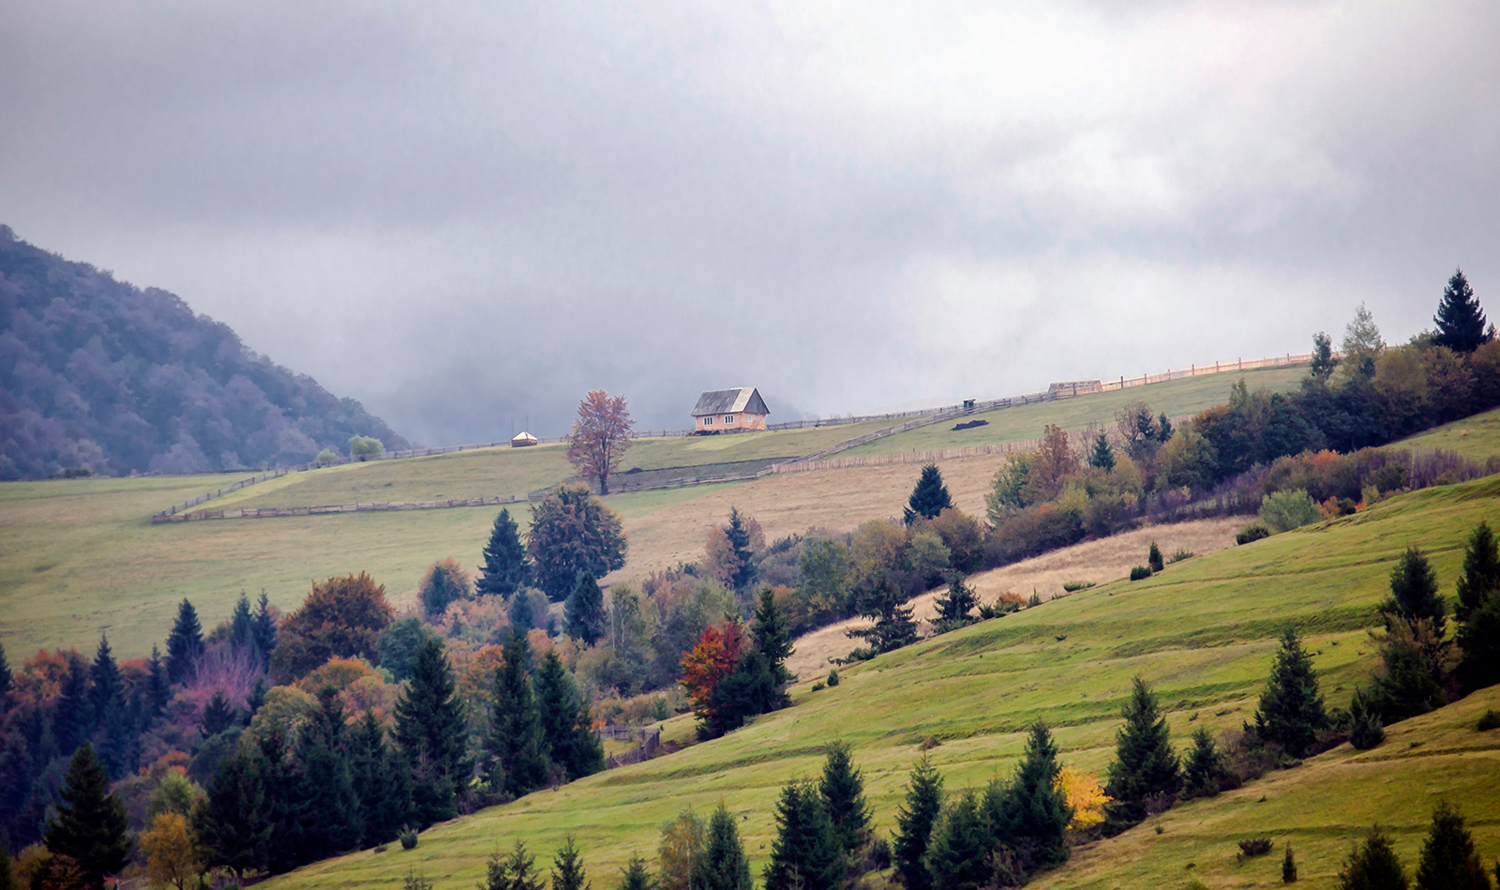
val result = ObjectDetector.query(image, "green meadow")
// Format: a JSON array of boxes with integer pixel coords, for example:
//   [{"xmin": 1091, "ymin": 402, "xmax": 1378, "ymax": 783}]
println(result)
[
  {"xmin": 1397, "ymin": 405, "xmax": 1500, "ymax": 463},
  {"xmin": 838, "ymin": 364, "xmax": 1310, "ymax": 458},
  {"xmin": 262, "ymin": 474, "xmax": 1500, "ymax": 890}
]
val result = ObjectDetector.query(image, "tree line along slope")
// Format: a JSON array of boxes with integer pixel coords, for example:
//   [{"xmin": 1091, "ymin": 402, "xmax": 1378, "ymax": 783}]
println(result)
[{"xmin": 262, "ymin": 472, "xmax": 1500, "ymax": 890}]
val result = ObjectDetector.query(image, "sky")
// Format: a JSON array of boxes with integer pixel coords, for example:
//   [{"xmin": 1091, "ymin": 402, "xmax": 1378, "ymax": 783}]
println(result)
[{"xmin": 2, "ymin": 0, "xmax": 1497, "ymax": 445}]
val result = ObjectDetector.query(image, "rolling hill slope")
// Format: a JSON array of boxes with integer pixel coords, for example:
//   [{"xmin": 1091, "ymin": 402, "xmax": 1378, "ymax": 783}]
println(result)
[{"xmin": 260, "ymin": 473, "xmax": 1500, "ymax": 890}]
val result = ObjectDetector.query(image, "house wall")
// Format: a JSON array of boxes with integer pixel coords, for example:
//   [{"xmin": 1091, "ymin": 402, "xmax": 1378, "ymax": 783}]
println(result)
[{"xmin": 694, "ymin": 412, "xmax": 769, "ymax": 432}]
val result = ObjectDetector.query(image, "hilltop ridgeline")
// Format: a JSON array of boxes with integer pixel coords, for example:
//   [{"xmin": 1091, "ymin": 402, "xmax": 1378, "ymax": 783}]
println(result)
[{"xmin": 0, "ymin": 227, "xmax": 409, "ymax": 479}]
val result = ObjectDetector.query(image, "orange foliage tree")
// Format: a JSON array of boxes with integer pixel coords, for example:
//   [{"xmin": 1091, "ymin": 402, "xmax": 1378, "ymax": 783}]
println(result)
[
  {"xmin": 567, "ymin": 389, "xmax": 635, "ymax": 494},
  {"xmin": 678, "ymin": 620, "xmax": 748, "ymax": 727},
  {"xmin": 268, "ymin": 572, "xmax": 393, "ymax": 683}
]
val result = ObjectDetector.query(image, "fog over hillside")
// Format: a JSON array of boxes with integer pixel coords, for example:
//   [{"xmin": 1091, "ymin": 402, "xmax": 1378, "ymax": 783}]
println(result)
[{"xmin": 1, "ymin": 1, "xmax": 1496, "ymax": 443}]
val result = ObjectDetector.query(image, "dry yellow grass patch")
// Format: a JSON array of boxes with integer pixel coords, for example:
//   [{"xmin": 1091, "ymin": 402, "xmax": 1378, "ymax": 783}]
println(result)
[
  {"xmin": 783, "ymin": 516, "xmax": 1244, "ymax": 679},
  {"xmin": 608, "ymin": 453, "xmax": 1014, "ymax": 583}
]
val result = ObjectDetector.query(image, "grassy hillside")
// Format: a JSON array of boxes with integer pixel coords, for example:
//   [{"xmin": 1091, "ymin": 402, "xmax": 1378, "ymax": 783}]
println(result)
[
  {"xmin": 1394, "ymin": 404, "xmax": 1500, "ymax": 463},
  {"xmin": 262, "ymin": 474, "xmax": 1500, "ymax": 890},
  {"xmin": 839, "ymin": 365, "xmax": 1309, "ymax": 458}
]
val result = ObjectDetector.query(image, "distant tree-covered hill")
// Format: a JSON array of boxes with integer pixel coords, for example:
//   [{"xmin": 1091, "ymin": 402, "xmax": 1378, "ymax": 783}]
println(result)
[{"xmin": 0, "ymin": 226, "xmax": 411, "ymax": 479}]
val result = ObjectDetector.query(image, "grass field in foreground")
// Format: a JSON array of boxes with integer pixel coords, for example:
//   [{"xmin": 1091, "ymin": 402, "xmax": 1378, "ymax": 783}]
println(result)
[
  {"xmin": 263, "ymin": 474, "xmax": 1500, "ymax": 890},
  {"xmin": 838, "ymin": 364, "xmax": 1309, "ymax": 458}
]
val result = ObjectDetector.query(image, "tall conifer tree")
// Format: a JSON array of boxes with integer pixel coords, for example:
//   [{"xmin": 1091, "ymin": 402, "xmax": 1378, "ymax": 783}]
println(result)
[
  {"xmin": 1433, "ymin": 269, "xmax": 1490, "ymax": 353},
  {"xmin": 989, "ymin": 721, "xmax": 1071, "ymax": 873},
  {"xmin": 479, "ymin": 508, "xmax": 532, "ymax": 598},
  {"xmin": 1087, "ymin": 432, "xmax": 1115, "ymax": 471},
  {"xmin": 88, "ymin": 635, "xmax": 121, "ymax": 734},
  {"xmin": 1415, "ymin": 802, "xmax": 1491, "ymax": 890},
  {"xmin": 1103, "ymin": 677, "xmax": 1181, "ymax": 831},
  {"xmin": 53, "ymin": 651, "xmax": 91, "ymax": 755},
  {"xmin": 893, "ymin": 754, "xmax": 945, "ymax": 890},
  {"xmin": 165, "ymin": 599, "xmax": 204, "ymax": 685},
  {"xmin": 923, "ymin": 790, "xmax": 996, "ymax": 890},
  {"xmin": 534, "ymin": 651, "xmax": 604, "ymax": 781},
  {"xmin": 1383, "ymin": 548, "xmax": 1446, "ymax": 636},
  {"xmin": 820, "ymin": 741, "xmax": 872, "ymax": 856},
  {"xmin": 763, "ymin": 780, "xmax": 843, "ymax": 890},
  {"xmin": 393, "ymin": 638, "xmax": 469, "ymax": 827},
  {"xmin": 489, "ymin": 631, "xmax": 549, "ymax": 797},
  {"xmin": 251, "ymin": 592, "xmax": 278, "ymax": 659},
  {"xmin": 565, "ymin": 572, "xmax": 607, "ymax": 646},
  {"xmin": 751, "ymin": 588, "xmax": 794, "ymax": 685},
  {"xmin": 43, "ymin": 743, "xmax": 133, "ymax": 890},
  {"xmin": 904, "ymin": 464, "xmax": 953, "ymax": 524},
  {"xmin": 1457, "ymin": 522, "xmax": 1500, "ymax": 622},
  {"xmin": 724, "ymin": 508, "xmax": 757, "ymax": 590},
  {"xmin": 1254, "ymin": 627, "xmax": 1330, "ymax": 757},
  {"xmin": 695, "ymin": 804, "xmax": 753, "ymax": 890}
]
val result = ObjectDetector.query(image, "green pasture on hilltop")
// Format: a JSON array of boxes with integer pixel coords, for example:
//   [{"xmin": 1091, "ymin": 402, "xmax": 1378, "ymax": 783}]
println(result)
[
  {"xmin": 262, "ymin": 474, "xmax": 1500, "ymax": 890},
  {"xmin": 0, "ymin": 474, "xmax": 741, "ymax": 659},
  {"xmin": 1396, "ymin": 404, "xmax": 1500, "ymax": 463},
  {"xmin": 838, "ymin": 364, "xmax": 1310, "ymax": 458}
]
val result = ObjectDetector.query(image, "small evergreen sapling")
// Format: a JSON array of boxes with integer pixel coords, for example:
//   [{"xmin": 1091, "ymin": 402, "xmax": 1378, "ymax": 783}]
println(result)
[
  {"xmin": 1382, "ymin": 548, "xmax": 1445, "ymax": 636},
  {"xmin": 1414, "ymin": 802, "xmax": 1492, "ymax": 890},
  {"xmin": 1253, "ymin": 626, "xmax": 1329, "ymax": 757},
  {"xmin": 1337, "ymin": 825, "xmax": 1409, "ymax": 890},
  {"xmin": 1087, "ymin": 431, "xmax": 1115, "ymax": 471},
  {"xmin": 893, "ymin": 755, "xmax": 944, "ymax": 890},
  {"xmin": 1104, "ymin": 677, "xmax": 1181, "ymax": 831},
  {"xmin": 552, "ymin": 836, "xmax": 591, "ymax": 890},
  {"xmin": 1148, "ymin": 542, "xmax": 1164, "ymax": 574},
  {"xmin": 695, "ymin": 804, "xmax": 753, "ymax": 890},
  {"xmin": 1182, "ymin": 727, "xmax": 1233, "ymax": 798},
  {"xmin": 617, "ymin": 857, "xmax": 656, "ymax": 890},
  {"xmin": 1284, "ymin": 843, "xmax": 1298, "ymax": 883}
]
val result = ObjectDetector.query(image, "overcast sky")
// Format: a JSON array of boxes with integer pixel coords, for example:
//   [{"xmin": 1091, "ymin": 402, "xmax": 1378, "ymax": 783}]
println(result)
[{"xmin": 3, "ymin": 1, "xmax": 1497, "ymax": 444}]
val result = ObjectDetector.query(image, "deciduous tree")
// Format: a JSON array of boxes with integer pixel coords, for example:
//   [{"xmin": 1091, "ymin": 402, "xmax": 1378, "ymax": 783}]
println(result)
[
  {"xmin": 528, "ymin": 485, "xmax": 628, "ymax": 601},
  {"xmin": 269, "ymin": 572, "xmax": 393, "ymax": 683},
  {"xmin": 568, "ymin": 389, "xmax": 635, "ymax": 495},
  {"xmin": 140, "ymin": 812, "xmax": 200, "ymax": 890},
  {"xmin": 419, "ymin": 558, "xmax": 472, "ymax": 618}
]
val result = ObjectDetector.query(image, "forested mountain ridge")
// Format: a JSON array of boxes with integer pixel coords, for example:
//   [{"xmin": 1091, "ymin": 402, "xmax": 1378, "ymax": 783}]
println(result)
[{"xmin": 0, "ymin": 226, "xmax": 410, "ymax": 479}]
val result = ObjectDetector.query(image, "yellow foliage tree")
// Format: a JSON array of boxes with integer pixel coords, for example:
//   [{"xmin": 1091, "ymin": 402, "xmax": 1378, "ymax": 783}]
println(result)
[
  {"xmin": 141, "ymin": 812, "xmax": 201, "ymax": 890},
  {"xmin": 1055, "ymin": 767, "xmax": 1110, "ymax": 832}
]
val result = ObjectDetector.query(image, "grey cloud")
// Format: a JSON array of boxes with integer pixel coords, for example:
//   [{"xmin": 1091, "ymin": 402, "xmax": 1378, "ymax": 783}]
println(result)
[{"xmin": 2, "ymin": 0, "xmax": 1497, "ymax": 443}]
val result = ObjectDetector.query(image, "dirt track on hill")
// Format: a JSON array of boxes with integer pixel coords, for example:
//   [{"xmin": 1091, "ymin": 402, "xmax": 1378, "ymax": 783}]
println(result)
[{"xmin": 782, "ymin": 516, "xmax": 1245, "ymax": 680}]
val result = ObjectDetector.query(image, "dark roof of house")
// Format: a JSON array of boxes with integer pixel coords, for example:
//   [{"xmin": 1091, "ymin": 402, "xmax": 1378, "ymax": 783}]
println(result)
[{"xmin": 692, "ymin": 387, "xmax": 769, "ymax": 417}]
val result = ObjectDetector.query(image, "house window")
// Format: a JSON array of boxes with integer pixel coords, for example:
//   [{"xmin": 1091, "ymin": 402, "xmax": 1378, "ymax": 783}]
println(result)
[
  {"xmin": 724, "ymin": 415, "xmax": 736, "ymax": 424},
  {"xmin": 703, "ymin": 416, "xmax": 714, "ymax": 425}
]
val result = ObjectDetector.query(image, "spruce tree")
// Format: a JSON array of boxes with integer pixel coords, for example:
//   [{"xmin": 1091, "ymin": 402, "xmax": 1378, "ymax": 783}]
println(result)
[
  {"xmin": 990, "ymin": 721, "xmax": 1071, "ymax": 873},
  {"xmin": 1383, "ymin": 548, "xmax": 1445, "ymax": 636},
  {"xmin": 904, "ymin": 464, "xmax": 953, "ymax": 524},
  {"xmin": 251, "ymin": 591, "xmax": 278, "ymax": 659},
  {"xmin": 893, "ymin": 754, "xmax": 944, "ymax": 890},
  {"xmin": 196, "ymin": 750, "xmax": 270, "ymax": 880},
  {"xmin": 145, "ymin": 646, "xmax": 170, "ymax": 720},
  {"xmin": 43, "ymin": 743, "xmax": 133, "ymax": 890},
  {"xmin": 617, "ymin": 857, "xmax": 656, "ymax": 890},
  {"xmin": 847, "ymin": 578, "xmax": 918, "ymax": 654},
  {"xmin": 53, "ymin": 651, "xmax": 92, "ymax": 755},
  {"xmin": 1433, "ymin": 269, "xmax": 1490, "ymax": 354},
  {"xmin": 489, "ymin": 631, "xmax": 549, "ymax": 797},
  {"xmin": 820, "ymin": 740, "xmax": 872, "ymax": 856},
  {"xmin": 1415, "ymin": 802, "xmax": 1492, "ymax": 890},
  {"xmin": 165, "ymin": 599, "xmax": 204, "ymax": 685},
  {"xmin": 725, "ymin": 508, "xmax": 758, "ymax": 590},
  {"xmin": 299, "ymin": 688, "xmax": 364, "ymax": 857},
  {"xmin": 393, "ymin": 637, "xmax": 469, "ymax": 828},
  {"xmin": 933, "ymin": 575, "xmax": 978, "ymax": 630},
  {"xmin": 551, "ymin": 836, "xmax": 591, "ymax": 890},
  {"xmin": 1182, "ymin": 727, "xmax": 1233, "ymax": 798},
  {"xmin": 1338, "ymin": 825, "xmax": 1410, "ymax": 890},
  {"xmin": 1459, "ymin": 594, "xmax": 1500, "ymax": 693},
  {"xmin": 349, "ymin": 709, "xmax": 411, "ymax": 846},
  {"xmin": 751, "ymin": 587, "xmax": 794, "ymax": 685},
  {"xmin": 1457, "ymin": 522, "xmax": 1500, "ymax": 622},
  {"xmin": 565, "ymin": 572, "xmax": 608, "ymax": 646},
  {"xmin": 763, "ymin": 779, "xmax": 844, "ymax": 890},
  {"xmin": 695, "ymin": 804, "xmax": 753, "ymax": 890},
  {"xmin": 1284, "ymin": 843, "xmax": 1298, "ymax": 883},
  {"xmin": 88, "ymin": 634, "xmax": 121, "ymax": 735},
  {"xmin": 480, "ymin": 840, "xmax": 547, "ymax": 890},
  {"xmin": 1103, "ymin": 676, "xmax": 1181, "ymax": 831},
  {"xmin": 922, "ymin": 790, "xmax": 996, "ymax": 890},
  {"xmin": 479, "ymin": 508, "xmax": 532, "ymax": 598},
  {"xmin": 1087, "ymin": 431, "xmax": 1115, "ymax": 471},
  {"xmin": 534, "ymin": 650, "xmax": 604, "ymax": 781},
  {"xmin": 1254, "ymin": 626, "xmax": 1330, "ymax": 757},
  {"xmin": 229, "ymin": 592, "xmax": 257, "ymax": 658},
  {"xmin": 200, "ymin": 690, "xmax": 236, "ymax": 737}
]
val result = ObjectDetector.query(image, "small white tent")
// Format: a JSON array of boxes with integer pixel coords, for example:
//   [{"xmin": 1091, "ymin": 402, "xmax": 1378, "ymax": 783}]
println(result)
[{"xmin": 510, "ymin": 431, "xmax": 539, "ymax": 447}]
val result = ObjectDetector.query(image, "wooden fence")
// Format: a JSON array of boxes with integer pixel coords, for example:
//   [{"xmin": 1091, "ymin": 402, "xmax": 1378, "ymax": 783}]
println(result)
[
  {"xmin": 151, "ymin": 352, "xmax": 1313, "ymax": 522},
  {"xmin": 599, "ymin": 725, "xmax": 662, "ymax": 769}
]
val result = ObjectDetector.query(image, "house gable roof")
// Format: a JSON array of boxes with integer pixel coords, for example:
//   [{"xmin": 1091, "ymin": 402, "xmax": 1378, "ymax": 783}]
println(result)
[{"xmin": 692, "ymin": 387, "xmax": 769, "ymax": 417}]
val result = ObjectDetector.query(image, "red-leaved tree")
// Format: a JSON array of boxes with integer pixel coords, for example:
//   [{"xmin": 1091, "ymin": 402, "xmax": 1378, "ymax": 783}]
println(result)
[
  {"xmin": 567, "ymin": 390, "xmax": 634, "ymax": 494},
  {"xmin": 678, "ymin": 619, "xmax": 748, "ymax": 728}
]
